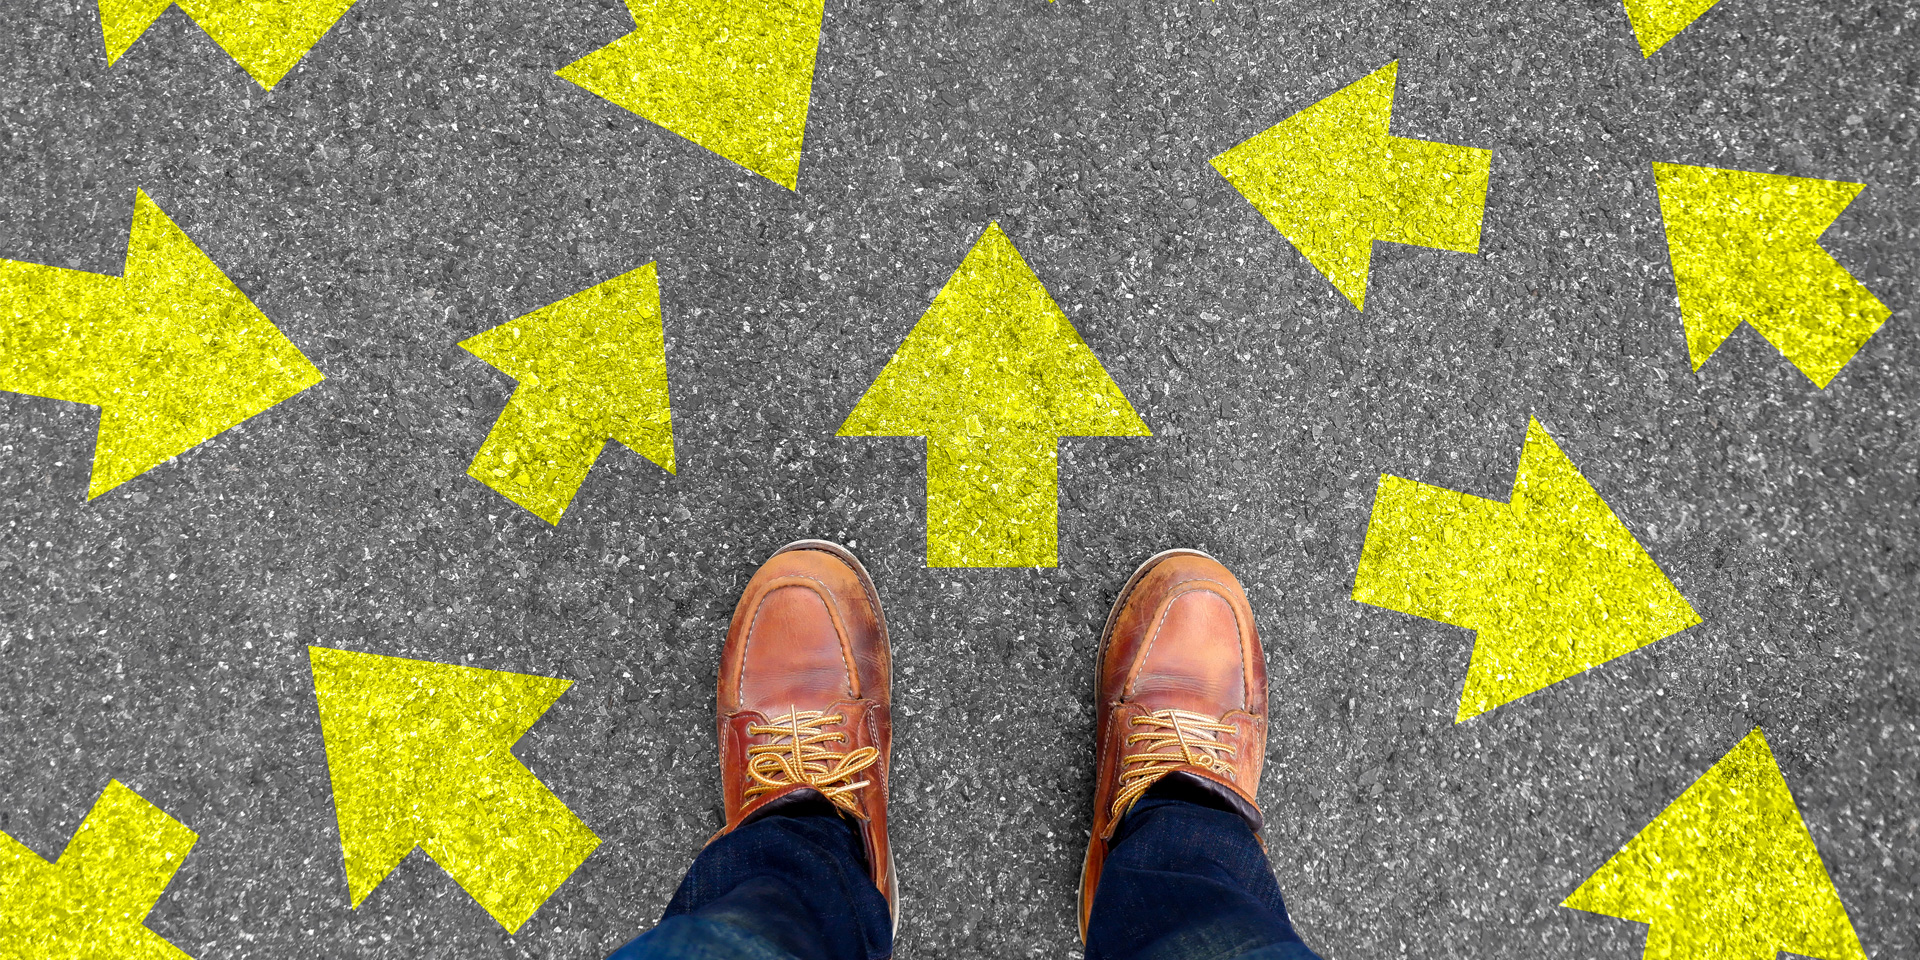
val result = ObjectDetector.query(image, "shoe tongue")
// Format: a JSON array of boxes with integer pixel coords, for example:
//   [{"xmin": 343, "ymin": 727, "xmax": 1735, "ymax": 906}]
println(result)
[{"xmin": 1127, "ymin": 590, "xmax": 1248, "ymax": 714}]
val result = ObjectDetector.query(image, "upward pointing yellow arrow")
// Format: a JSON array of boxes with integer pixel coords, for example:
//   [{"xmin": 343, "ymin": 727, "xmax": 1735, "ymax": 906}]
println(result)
[
  {"xmin": 310, "ymin": 647, "xmax": 601, "ymax": 933},
  {"xmin": 0, "ymin": 189, "xmax": 324, "ymax": 499},
  {"xmin": 558, "ymin": 0, "xmax": 827, "ymax": 190},
  {"xmin": 98, "ymin": 0, "xmax": 363, "ymax": 89},
  {"xmin": 839, "ymin": 223, "xmax": 1150, "ymax": 568},
  {"xmin": 1565, "ymin": 727, "xmax": 1869, "ymax": 960},
  {"xmin": 0, "ymin": 780, "xmax": 198, "ymax": 960},
  {"xmin": 1212, "ymin": 61, "xmax": 1492, "ymax": 311},
  {"xmin": 1653, "ymin": 162, "xmax": 1889, "ymax": 388},
  {"xmin": 1352, "ymin": 418, "xmax": 1700, "ymax": 721}
]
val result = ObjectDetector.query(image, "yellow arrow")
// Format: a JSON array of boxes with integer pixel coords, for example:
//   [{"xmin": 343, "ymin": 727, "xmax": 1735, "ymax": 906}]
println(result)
[
  {"xmin": 460, "ymin": 262, "xmax": 675, "ymax": 525},
  {"xmin": 1653, "ymin": 162, "xmax": 1889, "ymax": 388},
  {"xmin": 839, "ymin": 222, "xmax": 1150, "ymax": 568},
  {"xmin": 1211, "ymin": 60, "xmax": 1492, "ymax": 311},
  {"xmin": 0, "ymin": 780, "xmax": 198, "ymax": 960},
  {"xmin": 0, "ymin": 189, "xmax": 324, "ymax": 499},
  {"xmin": 558, "ymin": 0, "xmax": 826, "ymax": 190},
  {"xmin": 98, "ymin": 0, "xmax": 362, "ymax": 89},
  {"xmin": 309, "ymin": 647, "xmax": 600, "ymax": 933},
  {"xmin": 1352, "ymin": 418, "xmax": 1700, "ymax": 721},
  {"xmin": 1566, "ymin": 727, "xmax": 1869, "ymax": 960},
  {"xmin": 1622, "ymin": 0, "xmax": 1725, "ymax": 57}
]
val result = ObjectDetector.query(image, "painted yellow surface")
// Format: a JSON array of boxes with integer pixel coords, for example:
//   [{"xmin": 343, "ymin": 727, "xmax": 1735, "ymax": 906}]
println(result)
[
  {"xmin": 1653, "ymin": 162, "xmax": 1889, "ymax": 388},
  {"xmin": 1353, "ymin": 418, "xmax": 1699, "ymax": 721},
  {"xmin": 1566, "ymin": 728, "xmax": 1869, "ymax": 960},
  {"xmin": 0, "ymin": 189, "xmax": 324, "ymax": 499},
  {"xmin": 98, "ymin": 0, "xmax": 362, "ymax": 89},
  {"xmin": 460, "ymin": 263, "xmax": 675, "ymax": 525},
  {"xmin": 0, "ymin": 780, "xmax": 197, "ymax": 960},
  {"xmin": 1211, "ymin": 60, "xmax": 1491, "ymax": 311},
  {"xmin": 1623, "ymin": 0, "xmax": 1725, "ymax": 57},
  {"xmin": 558, "ymin": 0, "xmax": 827, "ymax": 190},
  {"xmin": 309, "ymin": 647, "xmax": 600, "ymax": 933},
  {"xmin": 839, "ymin": 222, "xmax": 1149, "ymax": 567}
]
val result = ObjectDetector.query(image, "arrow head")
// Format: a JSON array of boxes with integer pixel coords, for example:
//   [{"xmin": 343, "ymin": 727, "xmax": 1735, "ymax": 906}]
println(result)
[
  {"xmin": 1354, "ymin": 418, "xmax": 1699, "ymax": 720},
  {"xmin": 1565, "ymin": 728, "xmax": 1869, "ymax": 960},
  {"xmin": 311, "ymin": 647, "xmax": 599, "ymax": 932},
  {"xmin": 1212, "ymin": 61, "xmax": 1491, "ymax": 311}
]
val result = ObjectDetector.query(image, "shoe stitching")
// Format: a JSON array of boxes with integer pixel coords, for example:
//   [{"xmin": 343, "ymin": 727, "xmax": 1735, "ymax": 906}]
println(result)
[
  {"xmin": 737, "ymin": 573, "xmax": 858, "ymax": 701},
  {"xmin": 1126, "ymin": 576, "xmax": 1249, "ymax": 701}
]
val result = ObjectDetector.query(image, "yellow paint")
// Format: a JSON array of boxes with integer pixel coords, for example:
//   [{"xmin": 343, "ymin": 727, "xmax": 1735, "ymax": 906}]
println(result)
[
  {"xmin": 460, "ymin": 263, "xmax": 675, "ymax": 525},
  {"xmin": 309, "ymin": 647, "xmax": 600, "ymax": 933},
  {"xmin": 1653, "ymin": 163, "xmax": 1889, "ymax": 388},
  {"xmin": 0, "ymin": 780, "xmax": 197, "ymax": 960},
  {"xmin": 1211, "ymin": 61, "xmax": 1491, "ymax": 311},
  {"xmin": 1566, "ymin": 728, "xmax": 1869, "ymax": 960},
  {"xmin": 98, "ymin": 0, "xmax": 362, "ymax": 89},
  {"xmin": 0, "ymin": 189, "xmax": 324, "ymax": 499},
  {"xmin": 1623, "ymin": 0, "xmax": 1725, "ymax": 57},
  {"xmin": 839, "ymin": 222, "xmax": 1149, "ymax": 568},
  {"xmin": 1353, "ymin": 418, "xmax": 1699, "ymax": 721},
  {"xmin": 558, "ymin": 0, "xmax": 826, "ymax": 190}
]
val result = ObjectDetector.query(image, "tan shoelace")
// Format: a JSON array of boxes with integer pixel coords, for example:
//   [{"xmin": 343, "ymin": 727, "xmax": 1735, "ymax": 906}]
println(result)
[
  {"xmin": 745, "ymin": 709, "xmax": 880, "ymax": 814},
  {"xmin": 1110, "ymin": 708, "xmax": 1239, "ymax": 825}
]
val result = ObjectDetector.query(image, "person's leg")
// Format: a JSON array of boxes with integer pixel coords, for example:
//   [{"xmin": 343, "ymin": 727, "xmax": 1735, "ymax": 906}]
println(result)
[
  {"xmin": 1079, "ymin": 550, "xmax": 1322, "ymax": 960},
  {"xmin": 606, "ymin": 541, "xmax": 897, "ymax": 960}
]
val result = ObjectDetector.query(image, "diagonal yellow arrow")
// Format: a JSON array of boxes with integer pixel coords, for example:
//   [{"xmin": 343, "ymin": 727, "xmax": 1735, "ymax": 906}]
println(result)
[
  {"xmin": 1565, "ymin": 727, "xmax": 1869, "ymax": 960},
  {"xmin": 460, "ymin": 262, "xmax": 675, "ymax": 525},
  {"xmin": 1211, "ymin": 60, "xmax": 1492, "ymax": 311},
  {"xmin": 0, "ymin": 189, "xmax": 324, "ymax": 499},
  {"xmin": 1352, "ymin": 418, "xmax": 1700, "ymax": 721},
  {"xmin": 98, "ymin": 0, "xmax": 362, "ymax": 89},
  {"xmin": 558, "ymin": 0, "xmax": 827, "ymax": 190},
  {"xmin": 1653, "ymin": 162, "xmax": 1889, "ymax": 388},
  {"xmin": 309, "ymin": 647, "xmax": 601, "ymax": 934},
  {"xmin": 0, "ymin": 780, "xmax": 198, "ymax": 960},
  {"xmin": 839, "ymin": 222, "xmax": 1150, "ymax": 568},
  {"xmin": 1622, "ymin": 0, "xmax": 1726, "ymax": 57}
]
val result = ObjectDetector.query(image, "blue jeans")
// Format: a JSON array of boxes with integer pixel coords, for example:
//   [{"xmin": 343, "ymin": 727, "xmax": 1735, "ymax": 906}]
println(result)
[{"xmin": 607, "ymin": 780, "xmax": 1322, "ymax": 960}]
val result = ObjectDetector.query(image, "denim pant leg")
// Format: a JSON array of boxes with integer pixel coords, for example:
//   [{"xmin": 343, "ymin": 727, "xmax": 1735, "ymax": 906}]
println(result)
[
  {"xmin": 1086, "ymin": 788, "xmax": 1322, "ymax": 960},
  {"xmin": 606, "ymin": 801, "xmax": 891, "ymax": 960}
]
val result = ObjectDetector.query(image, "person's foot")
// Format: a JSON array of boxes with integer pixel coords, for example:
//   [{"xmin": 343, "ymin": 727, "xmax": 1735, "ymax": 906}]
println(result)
[
  {"xmin": 715, "ymin": 539, "xmax": 896, "ymax": 919},
  {"xmin": 1079, "ymin": 549, "xmax": 1268, "ymax": 939}
]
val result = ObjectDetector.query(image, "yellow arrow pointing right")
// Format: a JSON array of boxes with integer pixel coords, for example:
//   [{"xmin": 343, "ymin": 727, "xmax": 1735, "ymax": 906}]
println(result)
[
  {"xmin": 98, "ymin": 0, "xmax": 363, "ymax": 89},
  {"xmin": 1653, "ymin": 162, "xmax": 1889, "ymax": 388},
  {"xmin": 1353, "ymin": 418, "xmax": 1700, "ymax": 721},
  {"xmin": 310, "ymin": 647, "xmax": 600, "ymax": 933},
  {"xmin": 0, "ymin": 189, "xmax": 324, "ymax": 499},
  {"xmin": 1212, "ymin": 60, "xmax": 1492, "ymax": 311},
  {"xmin": 1566, "ymin": 727, "xmax": 1869, "ymax": 960}
]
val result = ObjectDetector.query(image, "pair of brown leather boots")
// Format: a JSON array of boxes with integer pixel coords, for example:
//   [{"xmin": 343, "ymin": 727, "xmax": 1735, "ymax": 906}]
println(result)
[{"xmin": 713, "ymin": 540, "xmax": 1269, "ymax": 940}]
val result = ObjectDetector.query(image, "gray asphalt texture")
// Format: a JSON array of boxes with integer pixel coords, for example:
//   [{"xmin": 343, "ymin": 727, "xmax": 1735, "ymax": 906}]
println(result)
[{"xmin": 2, "ymin": 0, "xmax": 1916, "ymax": 957}]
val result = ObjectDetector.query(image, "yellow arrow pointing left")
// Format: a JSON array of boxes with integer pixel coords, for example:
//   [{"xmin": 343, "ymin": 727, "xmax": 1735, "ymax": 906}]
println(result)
[
  {"xmin": 1212, "ymin": 61, "xmax": 1492, "ymax": 311},
  {"xmin": 98, "ymin": 0, "xmax": 362, "ymax": 89},
  {"xmin": 0, "ymin": 780, "xmax": 198, "ymax": 960},
  {"xmin": 310, "ymin": 647, "xmax": 600, "ymax": 933},
  {"xmin": 0, "ymin": 189, "xmax": 324, "ymax": 499}
]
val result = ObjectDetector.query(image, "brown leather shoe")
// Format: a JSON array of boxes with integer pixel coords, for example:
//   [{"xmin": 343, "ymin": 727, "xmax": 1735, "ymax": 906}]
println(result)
[
  {"xmin": 1078, "ymin": 549, "xmax": 1268, "ymax": 939},
  {"xmin": 715, "ymin": 539, "xmax": 896, "ymax": 920}
]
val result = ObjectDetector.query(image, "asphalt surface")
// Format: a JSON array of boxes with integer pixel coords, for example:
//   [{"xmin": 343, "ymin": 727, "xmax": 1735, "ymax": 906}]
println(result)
[{"xmin": 2, "ymin": 0, "xmax": 1916, "ymax": 958}]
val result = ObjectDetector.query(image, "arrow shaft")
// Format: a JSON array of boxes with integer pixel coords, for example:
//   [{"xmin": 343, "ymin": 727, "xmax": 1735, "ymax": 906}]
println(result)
[
  {"xmin": 926, "ymin": 433, "xmax": 1058, "ymax": 567},
  {"xmin": 468, "ymin": 388, "xmax": 609, "ymax": 524},
  {"xmin": 1359, "ymin": 135, "xmax": 1491, "ymax": 252},
  {"xmin": 0, "ymin": 260, "xmax": 126, "ymax": 406}
]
